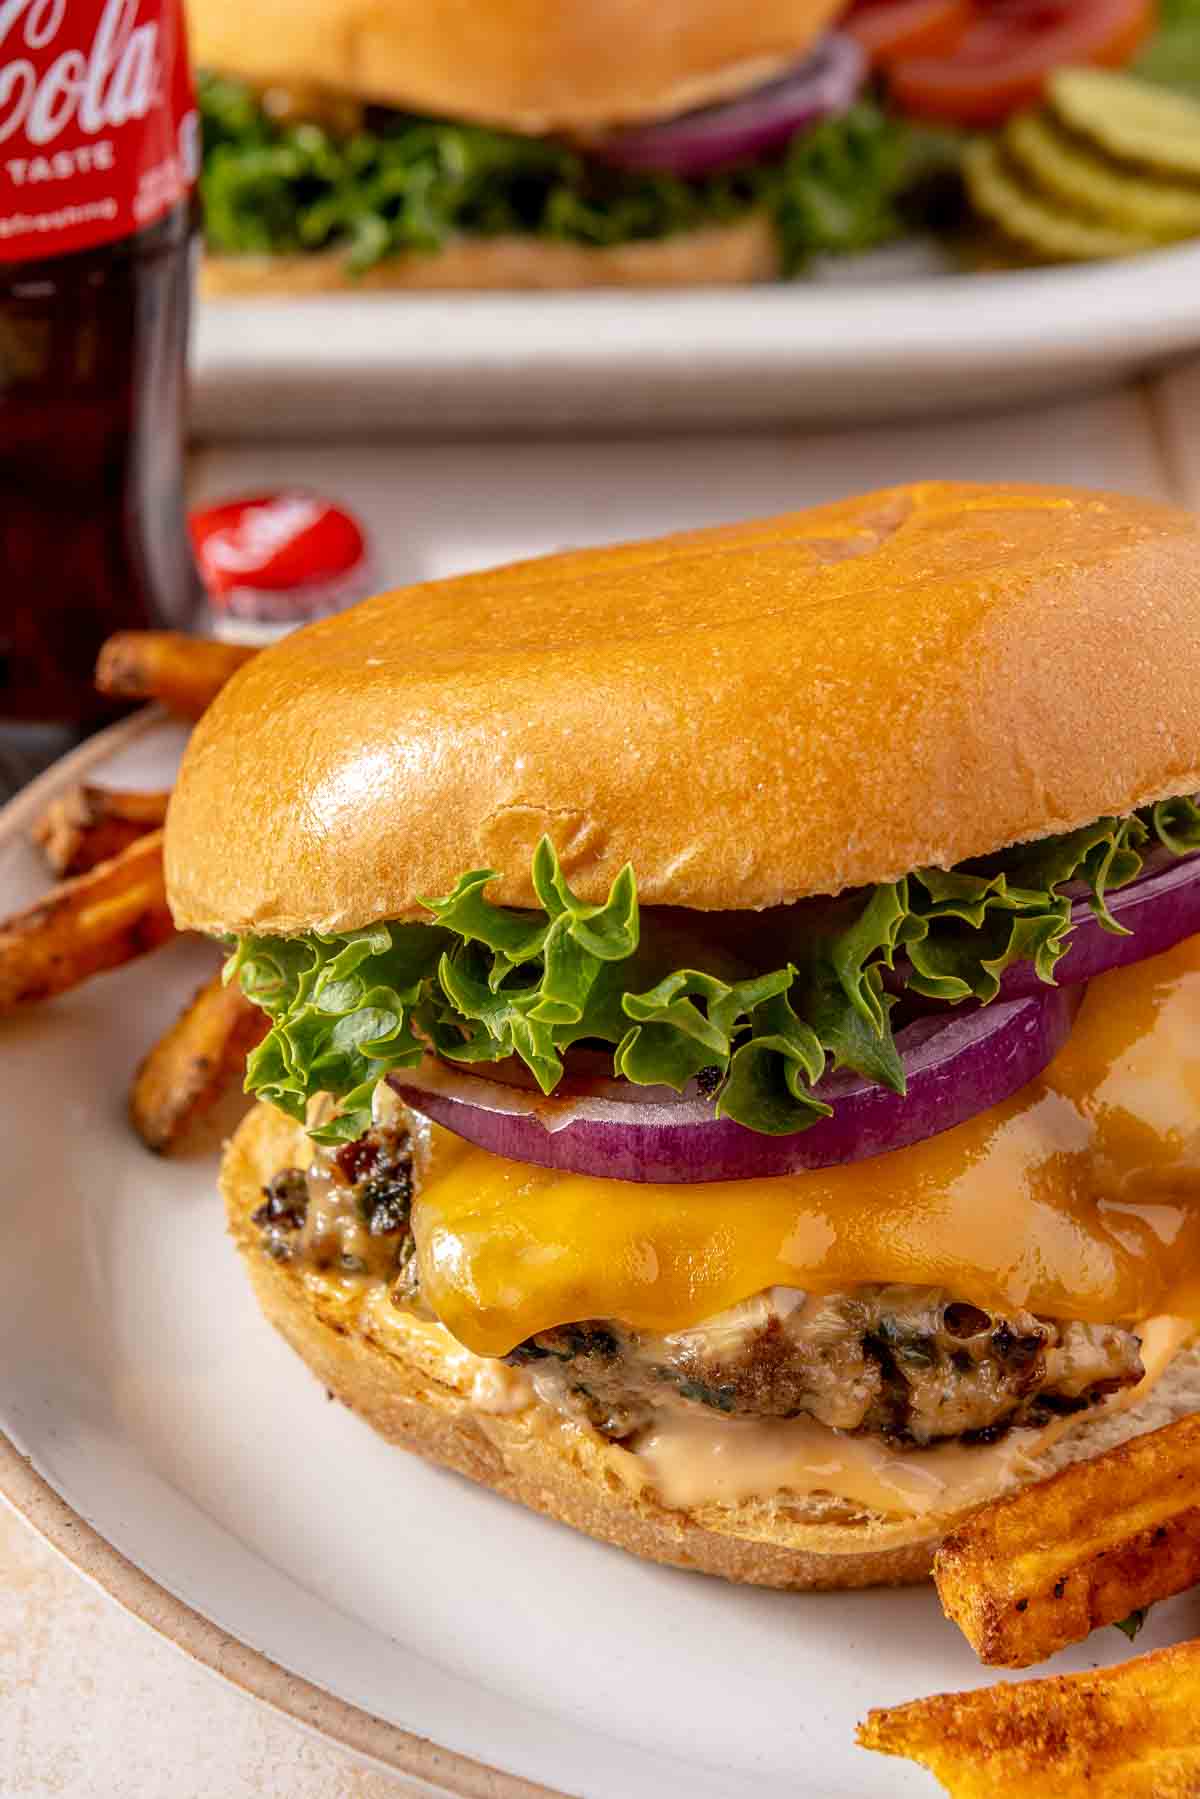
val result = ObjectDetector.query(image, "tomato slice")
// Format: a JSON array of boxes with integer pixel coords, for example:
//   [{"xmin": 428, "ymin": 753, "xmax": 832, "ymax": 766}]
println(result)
[
  {"xmin": 844, "ymin": 0, "xmax": 974, "ymax": 64},
  {"xmin": 889, "ymin": 0, "xmax": 1157, "ymax": 125}
]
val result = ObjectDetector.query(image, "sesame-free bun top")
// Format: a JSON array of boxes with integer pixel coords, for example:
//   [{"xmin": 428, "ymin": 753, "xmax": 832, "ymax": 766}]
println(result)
[
  {"xmin": 189, "ymin": 0, "xmax": 845, "ymax": 132},
  {"xmin": 166, "ymin": 482, "xmax": 1200, "ymax": 939}
]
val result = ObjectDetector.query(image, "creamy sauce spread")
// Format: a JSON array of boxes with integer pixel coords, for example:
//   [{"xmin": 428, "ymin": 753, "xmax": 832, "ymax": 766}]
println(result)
[
  {"xmin": 629, "ymin": 1411, "xmax": 1035, "ymax": 1517},
  {"xmin": 618, "ymin": 1313, "xmax": 1193, "ymax": 1517},
  {"xmin": 355, "ymin": 1291, "xmax": 535, "ymax": 1416}
]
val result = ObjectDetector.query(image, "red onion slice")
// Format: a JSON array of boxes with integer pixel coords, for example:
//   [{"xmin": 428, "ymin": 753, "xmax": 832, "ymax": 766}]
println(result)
[
  {"xmin": 997, "ymin": 851, "xmax": 1200, "ymax": 999},
  {"xmin": 389, "ymin": 985, "xmax": 1080, "ymax": 1184},
  {"xmin": 591, "ymin": 35, "xmax": 867, "ymax": 178}
]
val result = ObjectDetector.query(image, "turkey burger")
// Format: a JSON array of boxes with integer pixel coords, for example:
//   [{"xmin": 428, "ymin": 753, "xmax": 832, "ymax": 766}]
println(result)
[{"xmin": 165, "ymin": 481, "xmax": 1200, "ymax": 1589}]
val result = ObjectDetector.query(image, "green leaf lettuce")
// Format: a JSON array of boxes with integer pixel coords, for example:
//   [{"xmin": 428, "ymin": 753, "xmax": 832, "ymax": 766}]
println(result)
[
  {"xmin": 228, "ymin": 798, "xmax": 1200, "ymax": 1144},
  {"xmin": 198, "ymin": 72, "xmax": 959, "ymax": 276}
]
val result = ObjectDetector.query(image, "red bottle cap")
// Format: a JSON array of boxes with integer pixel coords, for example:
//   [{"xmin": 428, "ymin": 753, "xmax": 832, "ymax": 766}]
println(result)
[{"xmin": 189, "ymin": 491, "xmax": 375, "ymax": 644}]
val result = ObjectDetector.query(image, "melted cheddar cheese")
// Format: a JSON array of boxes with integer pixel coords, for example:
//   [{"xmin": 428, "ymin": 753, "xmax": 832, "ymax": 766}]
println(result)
[{"xmin": 412, "ymin": 937, "xmax": 1200, "ymax": 1358}]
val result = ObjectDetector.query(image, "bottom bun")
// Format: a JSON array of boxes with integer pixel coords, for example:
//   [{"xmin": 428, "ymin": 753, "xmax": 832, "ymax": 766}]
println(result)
[
  {"xmin": 223, "ymin": 1101, "xmax": 1200, "ymax": 1592},
  {"xmin": 200, "ymin": 216, "xmax": 779, "ymax": 296}
]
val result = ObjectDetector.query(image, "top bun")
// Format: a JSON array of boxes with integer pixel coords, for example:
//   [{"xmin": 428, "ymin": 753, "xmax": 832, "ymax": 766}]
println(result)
[
  {"xmin": 166, "ymin": 482, "xmax": 1200, "ymax": 939},
  {"xmin": 189, "ymin": 0, "xmax": 845, "ymax": 132}
]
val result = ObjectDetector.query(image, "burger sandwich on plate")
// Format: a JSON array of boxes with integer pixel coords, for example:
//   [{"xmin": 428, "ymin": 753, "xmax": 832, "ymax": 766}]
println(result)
[
  {"xmin": 191, "ymin": 0, "xmax": 1189, "ymax": 291},
  {"xmin": 165, "ymin": 480, "xmax": 1200, "ymax": 1588}
]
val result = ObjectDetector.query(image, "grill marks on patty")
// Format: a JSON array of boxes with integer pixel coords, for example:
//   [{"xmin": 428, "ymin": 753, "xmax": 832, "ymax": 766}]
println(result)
[{"xmin": 507, "ymin": 1286, "xmax": 1144, "ymax": 1448}]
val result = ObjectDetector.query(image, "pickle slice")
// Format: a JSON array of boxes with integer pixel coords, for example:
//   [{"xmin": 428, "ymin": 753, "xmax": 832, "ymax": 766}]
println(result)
[
  {"xmin": 1007, "ymin": 111, "xmax": 1200, "ymax": 241},
  {"xmin": 963, "ymin": 138, "xmax": 1153, "ymax": 262},
  {"xmin": 1051, "ymin": 68, "xmax": 1200, "ymax": 180}
]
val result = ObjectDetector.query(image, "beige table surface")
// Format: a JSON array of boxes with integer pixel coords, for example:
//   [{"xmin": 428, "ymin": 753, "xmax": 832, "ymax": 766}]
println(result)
[{"xmin": 4, "ymin": 365, "xmax": 1199, "ymax": 1798}]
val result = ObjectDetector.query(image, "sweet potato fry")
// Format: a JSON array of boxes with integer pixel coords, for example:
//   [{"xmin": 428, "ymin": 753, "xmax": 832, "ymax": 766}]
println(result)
[
  {"xmin": 0, "ymin": 830, "xmax": 173, "ymax": 1013},
  {"xmin": 934, "ymin": 1414, "xmax": 1200, "ymax": 1668},
  {"xmin": 130, "ymin": 971, "xmax": 268, "ymax": 1153},
  {"xmin": 32, "ymin": 783, "xmax": 170, "ymax": 877},
  {"xmin": 94, "ymin": 631, "xmax": 256, "ymax": 718},
  {"xmin": 858, "ymin": 1640, "xmax": 1200, "ymax": 1798}
]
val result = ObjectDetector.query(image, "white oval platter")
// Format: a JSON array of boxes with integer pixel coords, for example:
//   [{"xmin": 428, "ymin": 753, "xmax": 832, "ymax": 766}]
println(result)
[{"xmin": 193, "ymin": 239, "xmax": 1200, "ymax": 437}]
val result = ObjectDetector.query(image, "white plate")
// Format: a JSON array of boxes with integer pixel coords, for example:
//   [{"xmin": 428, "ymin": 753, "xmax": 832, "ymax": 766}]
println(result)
[
  {"xmin": 4, "ymin": 712, "xmax": 1200, "ymax": 1799},
  {"xmin": 192, "ymin": 239, "xmax": 1200, "ymax": 437}
]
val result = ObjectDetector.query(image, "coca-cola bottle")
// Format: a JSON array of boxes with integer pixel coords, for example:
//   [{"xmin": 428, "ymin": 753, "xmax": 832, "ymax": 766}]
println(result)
[{"xmin": 0, "ymin": 0, "xmax": 204, "ymax": 781}]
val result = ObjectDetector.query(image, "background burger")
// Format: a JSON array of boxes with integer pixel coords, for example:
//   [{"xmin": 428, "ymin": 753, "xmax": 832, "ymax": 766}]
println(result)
[
  {"xmin": 166, "ymin": 480, "xmax": 1200, "ymax": 1589},
  {"xmin": 188, "ymin": 0, "xmax": 1180, "ymax": 293},
  {"xmin": 191, "ymin": 0, "xmax": 883, "ymax": 294}
]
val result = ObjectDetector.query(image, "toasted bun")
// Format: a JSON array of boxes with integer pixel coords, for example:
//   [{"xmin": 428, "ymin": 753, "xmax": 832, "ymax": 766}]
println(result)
[
  {"xmin": 190, "ymin": 0, "xmax": 843, "ymax": 132},
  {"xmin": 223, "ymin": 1101, "xmax": 1200, "ymax": 1590},
  {"xmin": 167, "ymin": 482, "xmax": 1200, "ymax": 938},
  {"xmin": 199, "ymin": 217, "xmax": 779, "ymax": 297}
]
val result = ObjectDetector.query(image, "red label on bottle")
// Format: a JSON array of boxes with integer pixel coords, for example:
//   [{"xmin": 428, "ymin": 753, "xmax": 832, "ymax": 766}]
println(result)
[{"xmin": 0, "ymin": 0, "xmax": 197, "ymax": 262}]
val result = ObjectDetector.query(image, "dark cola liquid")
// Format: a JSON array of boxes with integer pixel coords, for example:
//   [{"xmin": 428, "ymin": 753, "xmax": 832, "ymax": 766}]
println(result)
[{"xmin": 0, "ymin": 200, "xmax": 204, "ymax": 740}]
